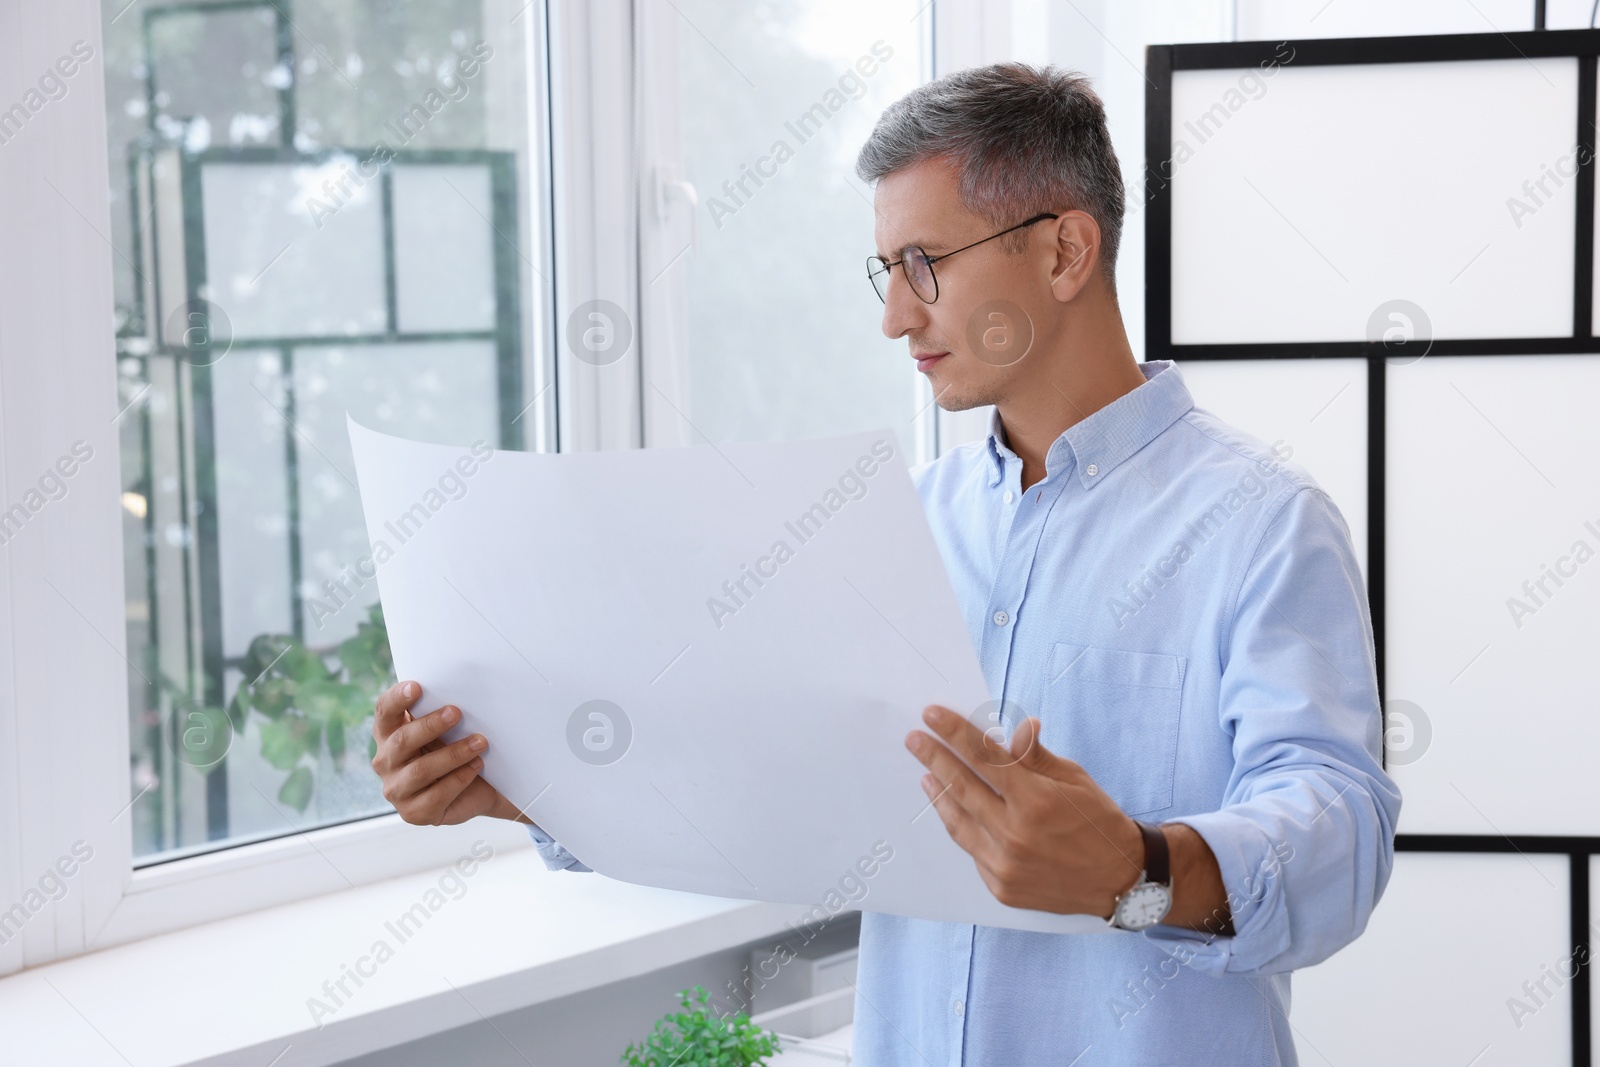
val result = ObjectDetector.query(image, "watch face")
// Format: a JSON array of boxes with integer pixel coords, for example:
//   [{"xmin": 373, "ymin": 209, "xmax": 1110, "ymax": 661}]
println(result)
[{"xmin": 1114, "ymin": 882, "xmax": 1172, "ymax": 930}]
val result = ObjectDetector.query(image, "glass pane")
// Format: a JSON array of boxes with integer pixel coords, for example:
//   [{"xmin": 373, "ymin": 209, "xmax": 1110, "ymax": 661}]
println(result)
[
  {"xmin": 202, "ymin": 160, "xmax": 388, "ymax": 338},
  {"xmin": 212, "ymin": 351, "xmax": 296, "ymax": 656},
  {"xmin": 146, "ymin": 5, "xmax": 286, "ymax": 149},
  {"xmin": 291, "ymin": 341, "xmax": 501, "ymax": 643},
  {"xmin": 393, "ymin": 165, "xmax": 498, "ymax": 334},
  {"xmin": 673, "ymin": 0, "xmax": 929, "ymax": 448},
  {"xmin": 104, "ymin": 0, "xmax": 548, "ymax": 863}
]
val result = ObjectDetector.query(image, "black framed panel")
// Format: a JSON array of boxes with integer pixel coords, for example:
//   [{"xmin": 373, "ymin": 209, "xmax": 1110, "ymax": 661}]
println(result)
[
  {"xmin": 1149, "ymin": 27, "xmax": 1600, "ymax": 1067},
  {"xmin": 1292, "ymin": 845, "xmax": 1575, "ymax": 1062},
  {"xmin": 1148, "ymin": 29, "xmax": 1600, "ymax": 362}
]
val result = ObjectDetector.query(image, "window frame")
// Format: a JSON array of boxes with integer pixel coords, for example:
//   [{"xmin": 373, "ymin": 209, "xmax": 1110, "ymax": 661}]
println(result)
[
  {"xmin": 2, "ymin": 0, "xmax": 138, "ymax": 977},
  {"xmin": 0, "ymin": 0, "xmax": 572, "ymax": 974},
  {"xmin": 1, "ymin": 0, "xmax": 985, "ymax": 976}
]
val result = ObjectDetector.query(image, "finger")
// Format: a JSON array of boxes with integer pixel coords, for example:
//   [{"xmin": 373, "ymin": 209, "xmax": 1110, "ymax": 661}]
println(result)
[
  {"xmin": 1012, "ymin": 716, "xmax": 1049, "ymax": 771},
  {"xmin": 923, "ymin": 704, "xmax": 1027, "ymax": 781},
  {"xmin": 1013, "ymin": 717, "xmax": 1081, "ymax": 779},
  {"xmin": 396, "ymin": 756, "xmax": 485, "ymax": 825},
  {"xmin": 388, "ymin": 703, "xmax": 464, "ymax": 762},
  {"xmin": 374, "ymin": 681, "xmax": 422, "ymax": 741},
  {"xmin": 398, "ymin": 708, "xmax": 446, "ymax": 758},
  {"xmin": 392, "ymin": 732, "xmax": 489, "ymax": 803},
  {"xmin": 436, "ymin": 771, "xmax": 495, "ymax": 824},
  {"xmin": 374, "ymin": 704, "xmax": 460, "ymax": 774},
  {"xmin": 919, "ymin": 772, "xmax": 1001, "ymax": 866},
  {"xmin": 906, "ymin": 728, "xmax": 1005, "ymax": 825}
]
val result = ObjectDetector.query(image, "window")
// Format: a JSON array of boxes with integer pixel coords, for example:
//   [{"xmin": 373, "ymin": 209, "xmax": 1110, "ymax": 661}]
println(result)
[
  {"xmin": 103, "ymin": 0, "xmax": 553, "ymax": 862},
  {"xmin": 1, "ymin": 0, "xmax": 946, "ymax": 973},
  {"xmin": 100, "ymin": 0, "xmax": 939, "ymax": 869},
  {"xmin": 638, "ymin": 0, "xmax": 937, "ymax": 458}
]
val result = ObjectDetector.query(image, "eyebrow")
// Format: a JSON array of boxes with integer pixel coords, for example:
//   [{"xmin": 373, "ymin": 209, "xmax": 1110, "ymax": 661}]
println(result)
[{"xmin": 875, "ymin": 237, "xmax": 948, "ymax": 259}]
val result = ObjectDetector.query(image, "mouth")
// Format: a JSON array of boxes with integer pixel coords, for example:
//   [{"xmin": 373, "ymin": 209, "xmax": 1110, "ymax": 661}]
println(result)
[{"xmin": 913, "ymin": 351, "xmax": 948, "ymax": 373}]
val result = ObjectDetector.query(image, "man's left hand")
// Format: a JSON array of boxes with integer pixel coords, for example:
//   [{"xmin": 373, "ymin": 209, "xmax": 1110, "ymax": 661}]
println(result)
[{"xmin": 907, "ymin": 704, "xmax": 1146, "ymax": 919}]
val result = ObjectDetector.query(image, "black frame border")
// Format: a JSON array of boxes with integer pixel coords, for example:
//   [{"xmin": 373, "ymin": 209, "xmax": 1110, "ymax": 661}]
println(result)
[{"xmin": 1147, "ymin": 28, "xmax": 1599, "ymax": 1066}]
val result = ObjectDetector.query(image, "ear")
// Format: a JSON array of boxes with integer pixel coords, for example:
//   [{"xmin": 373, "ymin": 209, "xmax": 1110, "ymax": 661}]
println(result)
[{"xmin": 1047, "ymin": 210, "xmax": 1102, "ymax": 303}]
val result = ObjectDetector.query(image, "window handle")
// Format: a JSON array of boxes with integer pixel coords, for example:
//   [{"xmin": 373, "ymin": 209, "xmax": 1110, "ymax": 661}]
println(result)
[{"xmin": 653, "ymin": 167, "xmax": 698, "ymax": 250}]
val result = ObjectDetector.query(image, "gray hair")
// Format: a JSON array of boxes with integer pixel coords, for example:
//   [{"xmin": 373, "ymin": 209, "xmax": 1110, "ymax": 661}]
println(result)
[{"xmin": 855, "ymin": 63, "xmax": 1125, "ymax": 283}]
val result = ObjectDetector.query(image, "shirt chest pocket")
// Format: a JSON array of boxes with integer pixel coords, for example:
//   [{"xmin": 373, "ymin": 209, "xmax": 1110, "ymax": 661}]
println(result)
[{"xmin": 1039, "ymin": 643, "xmax": 1186, "ymax": 818}]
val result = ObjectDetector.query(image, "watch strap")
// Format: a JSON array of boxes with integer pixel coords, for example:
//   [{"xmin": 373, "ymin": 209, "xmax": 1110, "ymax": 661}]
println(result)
[{"xmin": 1135, "ymin": 820, "xmax": 1170, "ymax": 886}]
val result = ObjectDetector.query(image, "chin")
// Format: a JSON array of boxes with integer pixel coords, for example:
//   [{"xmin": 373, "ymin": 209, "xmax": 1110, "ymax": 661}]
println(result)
[{"xmin": 927, "ymin": 376, "xmax": 994, "ymax": 413}]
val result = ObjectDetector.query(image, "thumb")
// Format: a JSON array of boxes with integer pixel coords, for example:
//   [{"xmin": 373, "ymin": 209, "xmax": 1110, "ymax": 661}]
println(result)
[{"xmin": 1014, "ymin": 717, "xmax": 1065, "ymax": 775}]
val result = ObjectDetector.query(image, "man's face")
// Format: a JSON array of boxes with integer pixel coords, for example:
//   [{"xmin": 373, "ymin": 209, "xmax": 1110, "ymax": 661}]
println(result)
[{"xmin": 873, "ymin": 157, "xmax": 1057, "ymax": 412}]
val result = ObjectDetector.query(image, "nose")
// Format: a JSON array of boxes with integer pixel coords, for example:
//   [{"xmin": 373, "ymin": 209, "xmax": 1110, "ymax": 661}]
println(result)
[{"xmin": 880, "ymin": 267, "xmax": 929, "ymax": 340}]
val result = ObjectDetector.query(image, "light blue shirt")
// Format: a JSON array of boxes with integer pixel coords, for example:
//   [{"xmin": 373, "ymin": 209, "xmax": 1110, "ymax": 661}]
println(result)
[{"xmin": 529, "ymin": 359, "xmax": 1401, "ymax": 1065}]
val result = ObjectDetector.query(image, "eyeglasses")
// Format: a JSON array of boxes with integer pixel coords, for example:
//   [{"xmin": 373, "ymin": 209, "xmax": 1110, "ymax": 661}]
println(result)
[{"xmin": 867, "ymin": 212, "xmax": 1060, "ymax": 304}]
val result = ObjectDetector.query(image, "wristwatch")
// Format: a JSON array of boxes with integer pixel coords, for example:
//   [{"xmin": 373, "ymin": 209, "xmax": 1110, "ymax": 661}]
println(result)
[{"xmin": 1108, "ymin": 820, "xmax": 1173, "ymax": 931}]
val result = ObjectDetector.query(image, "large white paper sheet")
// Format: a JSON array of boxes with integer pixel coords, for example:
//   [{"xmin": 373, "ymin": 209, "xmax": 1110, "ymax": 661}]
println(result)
[{"xmin": 349, "ymin": 418, "xmax": 1107, "ymax": 934}]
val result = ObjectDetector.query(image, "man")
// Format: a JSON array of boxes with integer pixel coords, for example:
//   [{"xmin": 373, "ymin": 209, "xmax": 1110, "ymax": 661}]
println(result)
[{"xmin": 370, "ymin": 63, "xmax": 1399, "ymax": 1065}]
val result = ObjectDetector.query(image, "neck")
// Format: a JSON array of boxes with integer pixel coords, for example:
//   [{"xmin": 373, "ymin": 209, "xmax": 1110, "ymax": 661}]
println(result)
[{"xmin": 994, "ymin": 307, "xmax": 1145, "ymax": 492}]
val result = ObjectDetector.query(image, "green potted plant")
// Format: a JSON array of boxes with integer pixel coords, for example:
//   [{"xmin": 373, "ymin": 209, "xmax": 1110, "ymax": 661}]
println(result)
[
  {"xmin": 623, "ymin": 985, "xmax": 781, "ymax": 1067},
  {"xmin": 225, "ymin": 601, "xmax": 395, "ymax": 809}
]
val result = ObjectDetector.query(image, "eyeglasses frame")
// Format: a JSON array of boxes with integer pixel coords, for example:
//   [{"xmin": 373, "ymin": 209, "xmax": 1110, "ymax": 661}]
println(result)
[{"xmin": 866, "ymin": 212, "xmax": 1062, "ymax": 304}]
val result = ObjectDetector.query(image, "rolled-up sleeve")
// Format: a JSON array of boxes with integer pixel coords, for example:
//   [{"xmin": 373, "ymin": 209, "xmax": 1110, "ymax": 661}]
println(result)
[
  {"xmin": 1143, "ymin": 484, "xmax": 1402, "ymax": 976},
  {"xmin": 525, "ymin": 823, "xmax": 592, "ymax": 873}
]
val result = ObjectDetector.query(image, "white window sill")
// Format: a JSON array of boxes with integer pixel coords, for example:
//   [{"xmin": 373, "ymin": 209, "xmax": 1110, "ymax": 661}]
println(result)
[{"xmin": 0, "ymin": 825, "xmax": 797, "ymax": 1066}]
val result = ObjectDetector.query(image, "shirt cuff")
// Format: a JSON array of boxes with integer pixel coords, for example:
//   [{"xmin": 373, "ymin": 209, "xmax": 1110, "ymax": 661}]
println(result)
[
  {"xmin": 1138, "ymin": 810, "xmax": 1291, "ymax": 977},
  {"xmin": 525, "ymin": 822, "xmax": 592, "ymax": 873}
]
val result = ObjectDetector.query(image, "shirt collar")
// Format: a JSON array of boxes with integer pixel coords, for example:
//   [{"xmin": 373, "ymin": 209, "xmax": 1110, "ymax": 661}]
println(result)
[{"xmin": 983, "ymin": 360, "xmax": 1195, "ymax": 489}]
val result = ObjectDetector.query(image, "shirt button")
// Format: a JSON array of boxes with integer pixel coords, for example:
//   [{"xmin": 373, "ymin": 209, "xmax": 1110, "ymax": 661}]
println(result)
[
  {"xmin": 992, "ymin": 610, "xmax": 1009, "ymax": 627},
  {"xmin": 1003, "ymin": 490, "xmax": 1015, "ymax": 504},
  {"xmin": 1086, "ymin": 463, "xmax": 1099, "ymax": 476},
  {"xmin": 953, "ymin": 998, "xmax": 965, "ymax": 1016}
]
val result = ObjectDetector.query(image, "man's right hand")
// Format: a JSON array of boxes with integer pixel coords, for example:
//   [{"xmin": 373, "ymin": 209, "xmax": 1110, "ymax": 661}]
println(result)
[{"xmin": 371, "ymin": 680, "xmax": 530, "ymax": 826}]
